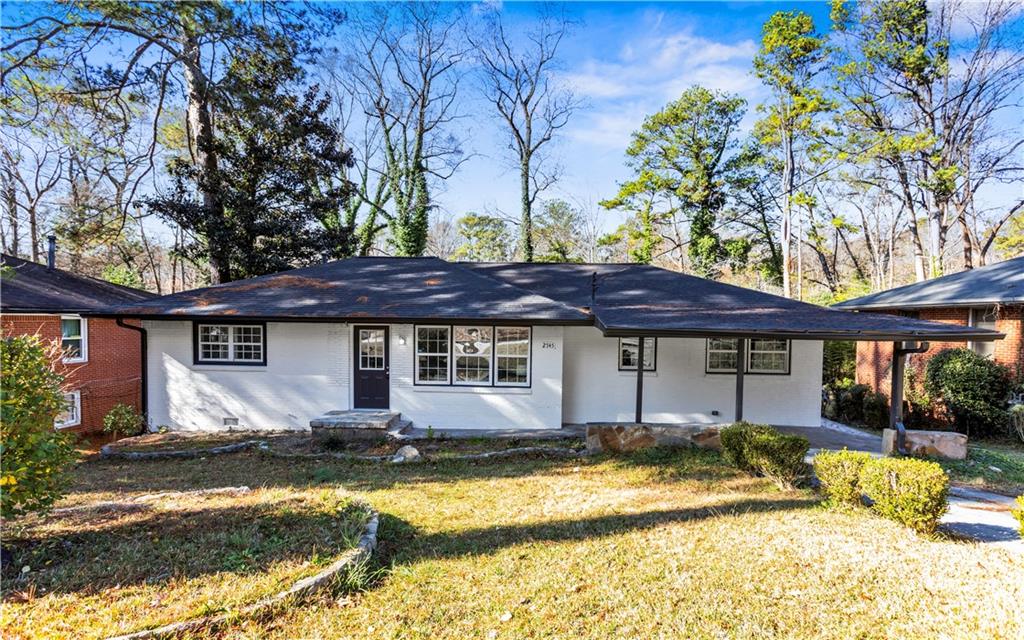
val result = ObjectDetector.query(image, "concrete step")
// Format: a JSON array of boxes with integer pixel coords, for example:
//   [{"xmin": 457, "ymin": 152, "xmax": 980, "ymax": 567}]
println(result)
[{"xmin": 310, "ymin": 409, "xmax": 401, "ymax": 431}]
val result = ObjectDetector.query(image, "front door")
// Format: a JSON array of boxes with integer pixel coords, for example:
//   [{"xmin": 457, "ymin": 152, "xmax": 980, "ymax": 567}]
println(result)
[{"xmin": 354, "ymin": 326, "xmax": 389, "ymax": 409}]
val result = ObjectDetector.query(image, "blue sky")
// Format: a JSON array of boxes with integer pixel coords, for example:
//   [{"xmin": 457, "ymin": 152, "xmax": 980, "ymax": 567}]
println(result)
[{"xmin": 437, "ymin": 1, "xmax": 836, "ymax": 228}]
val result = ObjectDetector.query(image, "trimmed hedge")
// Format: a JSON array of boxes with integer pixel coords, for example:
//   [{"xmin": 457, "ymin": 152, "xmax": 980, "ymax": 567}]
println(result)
[
  {"xmin": 862, "ymin": 391, "xmax": 889, "ymax": 430},
  {"xmin": 859, "ymin": 457, "xmax": 949, "ymax": 534},
  {"xmin": 814, "ymin": 449, "xmax": 873, "ymax": 507},
  {"xmin": 720, "ymin": 422, "xmax": 776, "ymax": 471},
  {"xmin": 721, "ymin": 422, "xmax": 809, "ymax": 489},
  {"xmin": 1013, "ymin": 496, "xmax": 1024, "ymax": 537}
]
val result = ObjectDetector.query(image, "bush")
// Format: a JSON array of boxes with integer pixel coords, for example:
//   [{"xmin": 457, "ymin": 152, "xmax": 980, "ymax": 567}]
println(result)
[
  {"xmin": 102, "ymin": 403, "xmax": 147, "ymax": 439},
  {"xmin": 1013, "ymin": 496, "xmax": 1024, "ymax": 537},
  {"xmin": 814, "ymin": 449, "xmax": 873, "ymax": 507},
  {"xmin": 721, "ymin": 422, "xmax": 809, "ymax": 489},
  {"xmin": 859, "ymin": 457, "xmax": 949, "ymax": 534},
  {"xmin": 743, "ymin": 431, "xmax": 810, "ymax": 490},
  {"xmin": 861, "ymin": 391, "xmax": 890, "ymax": 430},
  {"xmin": 0, "ymin": 336, "xmax": 79, "ymax": 519},
  {"xmin": 925, "ymin": 348, "xmax": 1012, "ymax": 438},
  {"xmin": 720, "ymin": 422, "xmax": 776, "ymax": 471}
]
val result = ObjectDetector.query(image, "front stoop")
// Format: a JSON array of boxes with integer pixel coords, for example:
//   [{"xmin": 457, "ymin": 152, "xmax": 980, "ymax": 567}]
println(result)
[{"xmin": 310, "ymin": 410, "xmax": 408, "ymax": 444}]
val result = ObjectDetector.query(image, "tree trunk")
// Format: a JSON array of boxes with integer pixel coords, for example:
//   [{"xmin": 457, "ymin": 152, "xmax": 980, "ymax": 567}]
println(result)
[
  {"xmin": 3, "ymin": 174, "xmax": 17, "ymax": 256},
  {"xmin": 780, "ymin": 131, "xmax": 795, "ymax": 298},
  {"xmin": 519, "ymin": 157, "xmax": 534, "ymax": 262},
  {"xmin": 181, "ymin": 31, "xmax": 229, "ymax": 284}
]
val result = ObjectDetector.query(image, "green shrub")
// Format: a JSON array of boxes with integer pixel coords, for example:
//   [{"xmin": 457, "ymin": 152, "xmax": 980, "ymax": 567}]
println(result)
[
  {"xmin": 859, "ymin": 457, "xmax": 949, "ymax": 534},
  {"xmin": 862, "ymin": 391, "xmax": 890, "ymax": 430},
  {"xmin": 814, "ymin": 449, "xmax": 873, "ymax": 507},
  {"xmin": 721, "ymin": 422, "xmax": 809, "ymax": 489},
  {"xmin": 0, "ymin": 336, "xmax": 79, "ymax": 519},
  {"xmin": 720, "ymin": 422, "xmax": 776, "ymax": 471},
  {"xmin": 830, "ymin": 382, "xmax": 870, "ymax": 424},
  {"xmin": 924, "ymin": 348, "xmax": 1012, "ymax": 438},
  {"xmin": 102, "ymin": 403, "xmax": 147, "ymax": 439},
  {"xmin": 743, "ymin": 431, "xmax": 810, "ymax": 490},
  {"xmin": 1013, "ymin": 496, "xmax": 1024, "ymax": 537}
]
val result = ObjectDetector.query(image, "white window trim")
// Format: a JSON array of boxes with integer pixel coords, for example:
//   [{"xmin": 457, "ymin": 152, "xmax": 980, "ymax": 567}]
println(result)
[
  {"xmin": 414, "ymin": 325, "xmax": 451, "ymax": 385},
  {"xmin": 453, "ymin": 325, "xmax": 494, "ymax": 386},
  {"xmin": 705, "ymin": 338, "xmax": 791, "ymax": 375},
  {"xmin": 495, "ymin": 327, "xmax": 531, "ymax": 387},
  {"xmin": 706, "ymin": 338, "xmax": 739, "ymax": 373},
  {"xmin": 196, "ymin": 324, "xmax": 265, "ymax": 364},
  {"xmin": 746, "ymin": 339, "xmax": 791, "ymax": 374},
  {"xmin": 358, "ymin": 328, "xmax": 387, "ymax": 371},
  {"xmin": 414, "ymin": 324, "xmax": 532, "ymax": 388},
  {"xmin": 61, "ymin": 315, "xmax": 88, "ymax": 364},
  {"xmin": 55, "ymin": 390, "xmax": 81, "ymax": 429},
  {"xmin": 968, "ymin": 307, "xmax": 998, "ymax": 358},
  {"xmin": 618, "ymin": 337, "xmax": 656, "ymax": 371}
]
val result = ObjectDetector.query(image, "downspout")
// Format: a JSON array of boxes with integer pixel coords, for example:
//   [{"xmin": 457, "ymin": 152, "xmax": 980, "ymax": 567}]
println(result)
[
  {"xmin": 117, "ymin": 318, "xmax": 148, "ymax": 425},
  {"xmin": 889, "ymin": 341, "xmax": 930, "ymax": 455}
]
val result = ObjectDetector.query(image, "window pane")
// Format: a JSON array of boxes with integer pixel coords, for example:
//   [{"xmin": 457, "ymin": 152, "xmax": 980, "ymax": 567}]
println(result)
[
  {"xmin": 359, "ymin": 329, "xmax": 385, "ymax": 370},
  {"xmin": 497, "ymin": 356, "xmax": 529, "ymax": 384},
  {"xmin": 496, "ymin": 327, "xmax": 529, "ymax": 355},
  {"xmin": 454, "ymin": 327, "xmax": 492, "ymax": 383},
  {"xmin": 417, "ymin": 355, "xmax": 449, "ymax": 381},
  {"xmin": 620, "ymin": 338, "xmax": 639, "ymax": 368},
  {"xmin": 62, "ymin": 338, "xmax": 82, "ymax": 359},
  {"xmin": 61, "ymin": 318, "xmax": 82, "ymax": 339},
  {"xmin": 234, "ymin": 326, "xmax": 264, "ymax": 361},
  {"xmin": 201, "ymin": 325, "xmax": 229, "ymax": 343},
  {"xmin": 708, "ymin": 337, "xmax": 738, "ymax": 351},
  {"xmin": 708, "ymin": 351, "xmax": 737, "ymax": 371}
]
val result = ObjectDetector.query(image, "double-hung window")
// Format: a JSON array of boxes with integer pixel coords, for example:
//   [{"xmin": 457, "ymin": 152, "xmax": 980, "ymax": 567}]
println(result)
[
  {"xmin": 55, "ymin": 391, "xmax": 81, "ymax": 429},
  {"xmin": 453, "ymin": 326, "xmax": 493, "ymax": 385},
  {"xmin": 496, "ymin": 327, "xmax": 530, "ymax": 385},
  {"xmin": 195, "ymin": 323, "xmax": 266, "ymax": 365},
  {"xmin": 706, "ymin": 338, "xmax": 790, "ymax": 374},
  {"xmin": 618, "ymin": 337, "xmax": 656, "ymax": 371},
  {"xmin": 969, "ymin": 307, "xmax": 997, "ymax": 359},
  {"xmin": 415, "ymin": 326, "xmax": 450, "ymax": 384},
  {"xmin": 415, "ymin": 325, "xmax": 531, "ymax": 387},
  {"xmin": 61, "ymin": 316, "xmax": 88, "ymax": 363}
]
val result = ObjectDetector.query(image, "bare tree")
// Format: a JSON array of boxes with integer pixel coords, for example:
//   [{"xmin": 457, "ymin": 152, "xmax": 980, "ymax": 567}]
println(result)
[
  {"xmin": 473, "ymin": 4, "xmax": 581, "ymax": 261},
  {"xmin": 0, "ymin": 139, "xmax": 64, "ymax": 261},
  {"xmin": 343, "ymin": 2, "xmax": 469, "ymax": 257}
]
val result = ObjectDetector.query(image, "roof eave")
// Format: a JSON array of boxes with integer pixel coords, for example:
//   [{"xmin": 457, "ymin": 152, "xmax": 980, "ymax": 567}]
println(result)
[
  {"xmin": 834, "ymin": 300, "xmax": 1022, "ymax": 311},
  {"xmin": 94, "ymin": 311, "xmax": 596, "ymax": 326},
  {"xmin": 595, "ymin": 323, "xmax": 1004, "ymax": 343}
]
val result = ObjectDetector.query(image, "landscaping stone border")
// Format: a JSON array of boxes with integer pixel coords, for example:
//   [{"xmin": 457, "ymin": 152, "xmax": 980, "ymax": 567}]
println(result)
[
  {"xmin": 101, "ymin": 440, "xmax": 585, "ymax": 464},
  {"xmin": 105, "ymin": 506, "xmax": 379, "ymax": 640}
]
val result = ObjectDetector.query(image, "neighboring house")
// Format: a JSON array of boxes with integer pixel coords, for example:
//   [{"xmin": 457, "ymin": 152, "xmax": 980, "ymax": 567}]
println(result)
[
  {"xmin": 1, "ymin": 251, "xmax": 155, "ymax": 433},
  {"xmin": 835, "ymin": 256, "xmax": 1024, "ymax": 395},
  {"xmin": 104, "ymin": 257, "xmax": 998, "ymax": 432}
]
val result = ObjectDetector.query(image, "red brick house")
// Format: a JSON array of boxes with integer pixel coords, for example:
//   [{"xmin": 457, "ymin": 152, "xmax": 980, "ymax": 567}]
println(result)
[
  {"xmin": 1, "ymin": 251, "xmax": 155, "ymax": 433},
  {"xmin": 834, "ymin": 256, "xmax": 1023, "ymax": 396}
]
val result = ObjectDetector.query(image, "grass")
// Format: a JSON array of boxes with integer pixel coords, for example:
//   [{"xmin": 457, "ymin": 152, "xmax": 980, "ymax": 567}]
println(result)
[
  {"xmin": 4, "ymin": 444, "xmax": 1023, "ymax": 639},
  {"xmin": 2, "ymin": 485, "xmax": 372, "ymax": 639},
  {"xmin": 935, "ymin": 441, "xmax": 1024, "ymax": 496}
]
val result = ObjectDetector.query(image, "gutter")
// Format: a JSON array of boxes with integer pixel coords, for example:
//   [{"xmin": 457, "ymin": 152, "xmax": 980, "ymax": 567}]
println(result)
[{"xmin": 116, "ymin": 318, "xmax": 148, "ymax": 422}]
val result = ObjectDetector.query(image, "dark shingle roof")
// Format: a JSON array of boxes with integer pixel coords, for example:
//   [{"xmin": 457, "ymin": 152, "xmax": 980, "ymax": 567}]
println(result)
[
  {"xmin": 467, "ymin": 262, "xmax": 1001, "ymax": 341},
  {"xmin": 834, "ymin": 256, "xmax": 1024, "ymax": 310},
  {"xmin": 1, "ymin": 254, "xmax": 155, "ymax": 313},
  {"xmin": 108, "ymin": 257, "xmax": 591, "ymax": 323},
  {"xmin": 104, "ymin": 257, "xmax": 1002, "ymax": 341}
]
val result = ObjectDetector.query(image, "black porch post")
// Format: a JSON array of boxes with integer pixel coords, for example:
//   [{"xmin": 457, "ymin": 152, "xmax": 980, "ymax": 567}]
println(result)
[
  {"xmin": 735, "ymin": 338, "xmax": 746, "ymax": 422},
  {"xmin": 889, "ymin": 341, "xmax": 904, "ymax": 430},
  {"xmin": 635, "ymin": 336, "xmax": 645, "ymax": 423}
]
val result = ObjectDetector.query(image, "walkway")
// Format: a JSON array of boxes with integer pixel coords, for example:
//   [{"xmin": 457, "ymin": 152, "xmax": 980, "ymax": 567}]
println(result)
[{"xmin": 785, "ymin": 419, "xmax": 1023, "ymax": 554}]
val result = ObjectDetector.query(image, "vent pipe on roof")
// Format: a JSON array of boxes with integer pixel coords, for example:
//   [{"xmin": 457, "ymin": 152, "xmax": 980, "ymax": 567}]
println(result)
[{"xmin": 47, "ymin": 235, "xmax": 56, "ymax": 269}]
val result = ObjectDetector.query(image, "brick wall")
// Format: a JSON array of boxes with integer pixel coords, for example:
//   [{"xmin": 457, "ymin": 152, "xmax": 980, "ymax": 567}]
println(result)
[
  {"xmin": 855, "ymin": 305, "xmax": 1024, "ymax": 397},
  {"xmin": 1, "ymin": 314, "xmax": 143, "ymax": 433}
]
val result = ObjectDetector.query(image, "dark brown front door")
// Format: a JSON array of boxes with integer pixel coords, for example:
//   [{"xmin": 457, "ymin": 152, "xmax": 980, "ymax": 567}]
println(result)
[{"xmin": 354, "ymin": 326, "xmax": 389, "ymax": 409}]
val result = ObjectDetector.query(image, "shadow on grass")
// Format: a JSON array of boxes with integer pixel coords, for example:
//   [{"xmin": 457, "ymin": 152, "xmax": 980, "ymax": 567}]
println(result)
[
  {"xmin": 1, "ymin": 497, "xmax": 368, "ymax": 598},
  {"xmin": 386, "ymin": 497, "xmax": 816, "ymax": 563}
]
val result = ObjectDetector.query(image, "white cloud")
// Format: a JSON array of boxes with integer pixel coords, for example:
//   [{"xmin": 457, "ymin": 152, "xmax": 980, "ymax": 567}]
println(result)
[{"xmin": 562, "ymin": 26, "xmax": 763, "ymax": 151}]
